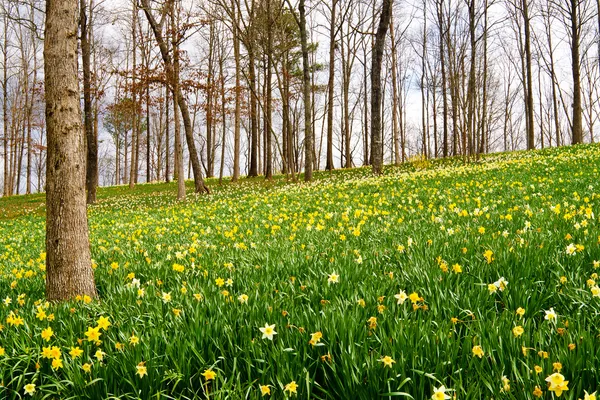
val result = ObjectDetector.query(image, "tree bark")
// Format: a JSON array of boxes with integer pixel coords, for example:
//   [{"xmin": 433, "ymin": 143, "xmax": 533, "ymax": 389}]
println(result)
[
  {"xmin": 370, "ymin": 0, "xmax": 392, "ymax": 175},
  {"xmin": 299, "ymin": 0, "xmax": 313, "ymax": 181},
  {"xmin": 44, "ymin": 0, "xmax": 97, "ymax": 301},
  {"xmin": 81, "ymin": 0, "xmax": 97, "ymax": 203},
  {"xmin": 522, "ymin": 0, "xmax": 535, "ymax": 150},
  {"xmin": 325, "ymin": 0, "xmax": 337, "ymax": 171}
]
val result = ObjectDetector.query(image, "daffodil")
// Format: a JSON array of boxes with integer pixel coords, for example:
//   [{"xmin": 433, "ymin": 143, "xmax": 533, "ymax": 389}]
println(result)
[
  {"xmin": 202, "ymin": 369, "xmax": 217, "ymax": 381},
  {"xmin": 259, "ymin": 323, "xmax": 277, "ymax": 340},
  {"xmin": 327, "ymin": 272, "xmax": 339, "ymax": 284},
  {"xmin": 259, "ymin": 384, "xmax": 271, "ymax": 396},
  {"xmin": 136, "ymin": 361, "xmax": 147, "ymax": 378},
  {"xmin": 379, "ymin": 355, "xmax": 395, "ymax": 368},
  {"xmin": 24, "ymin": 383, "xmax": 36, "ymax": 396},
  {"xmin": 284, "ymin": 381, "xmax": 298, "ymax": 395},
  {"xmin": 431, "ymin": 385, "xmax": 451, "ymax": 400}
]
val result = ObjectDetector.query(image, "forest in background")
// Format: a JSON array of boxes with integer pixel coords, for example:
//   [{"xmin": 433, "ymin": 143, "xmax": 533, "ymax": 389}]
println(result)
[{"xmin": 0, "ymin": 0, "xmax": 599, "ymax": 195}]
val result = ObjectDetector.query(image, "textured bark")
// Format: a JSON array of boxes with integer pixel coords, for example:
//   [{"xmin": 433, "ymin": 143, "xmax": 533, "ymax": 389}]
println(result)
[
  {"xmin": 299, "ymin": 0, "xmax": 313, "ymax": 181},
  {"xmin": 370, "ymin": 0, "xmax": 392, "ymax": 175},
  {"xmin": 81, "ymin": 0, "xmax": 97, "ymax": 203},
  {"xmin": 44, "ymin": 0, "xmax": 97, "ymax": 301}
]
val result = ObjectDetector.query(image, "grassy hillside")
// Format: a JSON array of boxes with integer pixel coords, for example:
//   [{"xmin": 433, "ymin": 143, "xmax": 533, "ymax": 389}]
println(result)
[{"xmin": 1, "ymin": 144, "xmax": 599, "ymax": 399}]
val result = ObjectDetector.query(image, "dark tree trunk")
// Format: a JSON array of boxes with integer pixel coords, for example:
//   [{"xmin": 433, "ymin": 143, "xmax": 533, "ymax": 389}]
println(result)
[
  {"xmin": 370, "ymin": 0, "xmax": 392, "ymax": 175},
  {"xmin": 81, "ymin": 0, "xmax": 97, "ymax": 203},
  {"xmin": 523, "ymin": 0, "xmax": 535, "ymax": 150}
]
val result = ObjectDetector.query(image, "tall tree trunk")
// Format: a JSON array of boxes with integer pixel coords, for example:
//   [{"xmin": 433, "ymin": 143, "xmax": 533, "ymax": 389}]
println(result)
[
  {"xmin": 571, "ymin": 0, "xmax": 583, "ymax": 144},
  {"xmin": 165, "ymin": 83, "xmax": 170, "ymax": 182},
  {"xmin": 219, "ymin": 51, "xmax": 226, "ymax": 184},
  {"xmin": 81, "ymin": 0, "xmax": 97, "ymax": 203},
  {"xmin": 299, "ymin": 0, "xmax": 313, "ymax": 181},
  {"xmin": 390, "ymin": 15, "xmax": 400, "ymax": 165},
  {"xmin": 325, "ymin": 0, "xmax": 337, "ymax": 171},
  {"xmin": 522, "ymin": 0, "xmax": 535, "ymax": 150},
  {"xmin": 363, "ymin": 48, "xmax": 369, "ymax": 165},
  {"xmin": 370, "ymin": 0, "xmax": 392, "ymax": 175},
  {"xmin": 248, "ymin": 46, "xmax": 258, "ymax": 176},
  {"xmin": 206, "ymin": 24, "xmax": 215, "ymax": 178},
  {"xmin": 478, "ymin": 0, "xmax": 488, "ymax": 157},
  {"xmin": 420, "ymin": 0, "xmax": 428, "ymax": 158},
  {"xmin": 2, "ymin": 12, "xmax": 8, "ymax": 196},
  {"xmin": 231, "ymin": 0, "xmax": 241, "ymax": 181},
  {"xmin": 265, "ymin": 2, "xmax": 273, "ymax": 180},
  {"xmin": 172, "ymin": 6, "xmax": 185, "ymax": 200},
  {"xmin": 44, "ymin": 0, "xmax": 97, "ymax": 301},
  {"xmin": 437, "ymin": 0, "xmax": 449, "ymax": 158},
  {"xmin": 343, "ymin": 59, "xmax": 351, "ymax": 168},
  {"xmin": 129, "ymin": 1, "xmax": 138, "ymax": 189},
  {"xmin": 466, "ymin": 0, "xmax": 476, "ymax": 160}
]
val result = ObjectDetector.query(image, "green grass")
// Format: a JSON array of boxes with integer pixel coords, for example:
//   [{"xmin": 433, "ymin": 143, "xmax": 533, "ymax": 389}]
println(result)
[{"xmin": 1, "ymin": 144, "xmax": 600, "ymax": 399}]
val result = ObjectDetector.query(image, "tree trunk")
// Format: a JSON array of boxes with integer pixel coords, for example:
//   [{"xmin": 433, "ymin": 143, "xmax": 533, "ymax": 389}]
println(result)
[
  {"xmin": 165, "ymin": 83, "xmax": 170, "ymax": 182},
  {"xmin": 248, "ymin": 45, "xmax": 259, "ymax": 177},
  {"xmin": 172, "ymin": 5, "xmax": 185, "ymax": 200},
  {"xmin": 231, "ymin": 0, "xmax": 241, "ymax": 181},
  {"xmin": 81, "ymin": 0, "xmax": 97, "ymax": 203},
  {"xmin": 219, "ymin": 50, "xmax": 226, "ymax": 184},
  {"xmin": 466, "ymin": 0, "xmax": 476, "ymax": 160},
  {"xmin": 420, "ymin": 0, "xmax": 428, "ymax": 158},
  {"xmin": 436, "ymin": 0, "xmax": 449, "ymax": 158},
  {"xmin": 129, "ymin": 1, "xmax": 138, "ymax": 189},
  {"xmin": 265, "ymin": 3, "xmax": 273, "ymax": 180},
  {"xmin": 370, "ymin": 0, "xmax": 392, "ymax": 175},
  {"xmin": 390, "ymin": 15, "xmax": 400, "ymax": 165},
  {"xmin": 522, "ymin": 0, "xmax": 535, "ymax": 150},
  {"xmin": 141, "ymin": 0, "xmax": 209, "ymax": 193},
  {"xmin": 2, "ymin": 12, "xmax": 8, "ymax": 196},
  {"xmin": 44, "ymin": 0, "xmax": 97, "ymax": 301},
  {"xmin": 571, "ymin": 0, "xmax": 583, "ymax": 144},
  {"xmin": 325, "ymin": 0, "xmax": 337, "ymax": 171},
  {"xmin": 299, "ymin": 0, "xmax": 313, "ymax": 181}
]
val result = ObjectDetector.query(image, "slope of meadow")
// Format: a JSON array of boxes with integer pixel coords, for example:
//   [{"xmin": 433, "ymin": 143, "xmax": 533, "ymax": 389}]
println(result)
[{"xmin": 1, "ymin": 144, "xmax": 599, "ymax": 399}]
